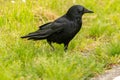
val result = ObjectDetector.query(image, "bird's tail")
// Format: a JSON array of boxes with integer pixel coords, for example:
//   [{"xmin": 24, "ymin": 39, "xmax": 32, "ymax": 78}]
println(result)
[{"xmin": 21, "ymin": 30, "xmax": 51, "ymax": 40}]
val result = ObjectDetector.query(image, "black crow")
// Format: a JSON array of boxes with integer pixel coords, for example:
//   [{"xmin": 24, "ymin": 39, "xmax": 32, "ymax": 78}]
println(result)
[{"xmin": 21, "ymin": 5, "xmax": 93, "ymax": 51}]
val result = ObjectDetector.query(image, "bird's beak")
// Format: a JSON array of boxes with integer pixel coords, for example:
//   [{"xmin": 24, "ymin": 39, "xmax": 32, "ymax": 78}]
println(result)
[{"xmin": 84, "ymin": 8, "xmax": 94, "ymax": 13}]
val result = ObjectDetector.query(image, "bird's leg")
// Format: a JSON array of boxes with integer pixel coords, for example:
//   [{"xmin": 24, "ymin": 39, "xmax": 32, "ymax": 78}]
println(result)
[
  {"xmin": 47, "ymin": 41, "xmax": 55, "ymax": 51},
  {"xmin": 64, "ymin": 43, "xmax": 68, "ymax": 52}
]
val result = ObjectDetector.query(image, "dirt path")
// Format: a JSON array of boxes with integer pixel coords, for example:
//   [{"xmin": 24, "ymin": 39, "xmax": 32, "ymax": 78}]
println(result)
[{"xmin": 91, "ymin": 66, "xmax": 120, "ymax": 80}]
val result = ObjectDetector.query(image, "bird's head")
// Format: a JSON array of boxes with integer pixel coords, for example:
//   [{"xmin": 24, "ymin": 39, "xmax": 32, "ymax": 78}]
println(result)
[{"xmin": 66, "ymin": 5, "xmax": 93, "ymax": 20}]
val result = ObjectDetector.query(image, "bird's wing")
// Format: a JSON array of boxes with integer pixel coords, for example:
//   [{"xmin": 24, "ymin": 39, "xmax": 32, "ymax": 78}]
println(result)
[
  {"xmin": 39, "ymin": 22, "xmax": 52, "ymax": 30},
  {"xmin": 21, "ymin": 21, "xmax": 67, "ymax": 40}
]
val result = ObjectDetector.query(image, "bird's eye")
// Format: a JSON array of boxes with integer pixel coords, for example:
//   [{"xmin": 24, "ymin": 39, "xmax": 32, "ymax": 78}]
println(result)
[
  {"xmin": 78, "ymin": 10, "xmax": 81, "ymax": 13},
  {"xmin": 77, "ymin": 8, "xmax": 84, "ymax": 14}
]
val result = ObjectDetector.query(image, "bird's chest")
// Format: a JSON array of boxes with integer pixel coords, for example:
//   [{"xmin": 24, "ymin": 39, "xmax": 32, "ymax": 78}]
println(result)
[{"xmin": 65, "ymin": 22, "xmax": 81, "ymax": 36}]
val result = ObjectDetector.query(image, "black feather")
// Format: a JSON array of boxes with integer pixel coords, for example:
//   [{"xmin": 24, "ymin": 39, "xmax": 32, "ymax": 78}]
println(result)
[{"xmin": 21, "ymin": 5, "xmax": 93, "ymax": 51}]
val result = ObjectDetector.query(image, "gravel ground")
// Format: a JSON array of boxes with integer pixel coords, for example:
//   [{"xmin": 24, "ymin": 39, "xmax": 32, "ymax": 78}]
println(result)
[{"xmin": 91, "ymin": 66, "xmax": 120, "ymax": 80}]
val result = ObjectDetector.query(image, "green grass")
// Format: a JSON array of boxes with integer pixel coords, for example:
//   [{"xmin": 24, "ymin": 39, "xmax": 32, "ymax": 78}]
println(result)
[{"xmin": 0, "ymin": 0, "xmax": 120, "ymax": 80}]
